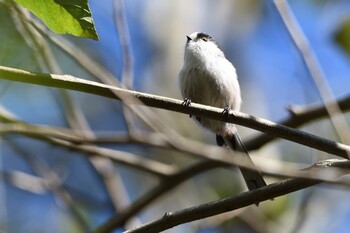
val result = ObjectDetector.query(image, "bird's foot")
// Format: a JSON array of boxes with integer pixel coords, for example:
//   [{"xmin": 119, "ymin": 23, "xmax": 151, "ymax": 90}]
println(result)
[
  {"xmin": 182, "ymin": 98, "xmax": 192, "ymax": 118},
  {"xmin": 216, "ymin": 134, "xmax": 224, "ymax": 146},
  {"xmin": 182, "ymin": 98, "xmax": 191, "ymax": 106},
  {"xmin": 222, "ymin": 106, "xmax": 231, "ymax": 118}
]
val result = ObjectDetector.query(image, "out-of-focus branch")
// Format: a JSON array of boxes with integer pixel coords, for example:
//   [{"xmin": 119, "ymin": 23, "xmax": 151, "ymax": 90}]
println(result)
[
  {"xmin": 3, "ymin": 119, "xmax": 350, "ymax": 183},
  {"xmin": 0, "ymin": 121, "xmax": 175, "ymax": 177},
  {"xmin": 2, "ymin": 170, "xmax": 47, "ymax": 194},
  {"xmin": 6, "ymin": 140, "xmax": 91, "ymax": 231},
  {"xmin": 1, "ymin": 65, "xmax": 350, "ymax": 158},
  {"xmin": 51, "ymin": 138, "xmax": 176, "ymax": 177},
  {"xmin": 59, "ymin": 90, "xmax": 132, "ymax": 213},
  {"xmin": 122, "ymin": 159, "xmax": 350, "ymax": 233},
  {"xmin": 274, "ymin": 0, "xmax": 350, "ymax": 150},
  {"xmin": 246, "ymin": 95, "xmax": 350, "ymax": 151},
  {"xmin": 113, "ymin": 0, "xmax": 134, "ymax": 88},
  {"xmin": 113, "ymin": 0, "xmax": 140, "ymax": 149}
]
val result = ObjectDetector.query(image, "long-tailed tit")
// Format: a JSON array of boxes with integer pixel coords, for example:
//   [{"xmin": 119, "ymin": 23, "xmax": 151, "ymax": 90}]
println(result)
[{"xmin": 179, "ymin": 32, "xmax": 266, "ymax": 191}]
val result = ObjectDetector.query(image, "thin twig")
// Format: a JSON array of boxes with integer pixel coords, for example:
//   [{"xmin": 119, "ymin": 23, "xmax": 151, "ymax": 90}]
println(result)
[{"xmin": 113, "ymin": 0, "xmax": 134, "ymax": 88}]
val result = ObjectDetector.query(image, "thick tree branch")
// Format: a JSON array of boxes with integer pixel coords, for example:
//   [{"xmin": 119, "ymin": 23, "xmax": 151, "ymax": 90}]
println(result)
[
  {"xmin": 122, "ymin": 159, "xmax": 350, "ymax": 233},
  {"xmin": 126, "ymin": 179, "xmax": 316, "ymax": 233},
  {"xmin": 1, "ymin": 65, "xmax": 350, "ymax": 158}
]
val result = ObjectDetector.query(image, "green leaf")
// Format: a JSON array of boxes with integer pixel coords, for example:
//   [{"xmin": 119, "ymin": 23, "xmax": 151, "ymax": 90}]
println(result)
[
  {"xmin": 13, "ymin": 0, "xmax": 99, "ymax": 40},
  {"xmin": 335, "ymin": 18, "xmax": 350, "ymax": 56}
]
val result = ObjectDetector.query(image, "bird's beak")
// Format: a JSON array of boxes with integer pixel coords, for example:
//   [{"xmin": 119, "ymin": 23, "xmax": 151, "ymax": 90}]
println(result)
[{"xmin": 186, "ymin": 35, "xmax": 192, "ymax": 41}]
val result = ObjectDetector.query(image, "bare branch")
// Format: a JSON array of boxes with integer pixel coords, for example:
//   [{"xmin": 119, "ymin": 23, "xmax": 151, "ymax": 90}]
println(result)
[
  {"xmin": 246, "ymin": 95, "xmax": 350, "ymax": 151},
  {"xmin": 0, "ymin": 65, "xmax": 350, "ymax": 158},
  {"xmin": 122, "ymin": 159, "xmax": 350, "ymax": 233},
  {"xmin": 50, "ymin": 138, "xmax": 176, "ymax": 177}
]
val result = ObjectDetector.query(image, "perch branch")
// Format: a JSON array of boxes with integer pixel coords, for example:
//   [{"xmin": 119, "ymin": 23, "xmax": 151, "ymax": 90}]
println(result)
[
  {"xmin": 245, "ymin": 95, "xmax": 350, "ymax": 151},
  {"xmin": 0, "ymin": 65, "xmax": 349, "ymax": 158}
]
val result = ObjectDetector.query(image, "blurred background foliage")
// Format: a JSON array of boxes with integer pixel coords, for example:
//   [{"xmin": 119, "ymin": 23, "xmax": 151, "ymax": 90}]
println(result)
[
  {"xmin": 1, "ymin": 0, "xmax": 350, "ymax": 233},
  {"xmin": 336, "ymin": 18, "xmax": 350, "ymax": 56}
]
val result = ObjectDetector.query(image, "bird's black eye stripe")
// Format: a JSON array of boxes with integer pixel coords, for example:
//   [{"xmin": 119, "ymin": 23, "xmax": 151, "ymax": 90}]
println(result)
[{"xmin": 197, "ymin": 32, "xmax": 212, "ymax": 42}]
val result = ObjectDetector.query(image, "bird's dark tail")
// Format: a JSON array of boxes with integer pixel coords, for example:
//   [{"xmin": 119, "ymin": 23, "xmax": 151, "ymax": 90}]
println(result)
[{"xmin": 217, "ymin": 134, "xmax": 267, "ymax": 191}]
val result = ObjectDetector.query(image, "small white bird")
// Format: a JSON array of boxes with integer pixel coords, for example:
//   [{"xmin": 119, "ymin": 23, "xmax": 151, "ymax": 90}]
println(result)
[{"xmin": 179, "ymin": 32, "xmax": 266, "ymax": 191}]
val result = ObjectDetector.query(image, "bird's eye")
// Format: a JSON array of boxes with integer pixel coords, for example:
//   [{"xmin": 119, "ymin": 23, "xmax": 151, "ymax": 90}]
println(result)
[{"xmin": 202, "ymin": 37, "xmax": 208, "ymax": 42}]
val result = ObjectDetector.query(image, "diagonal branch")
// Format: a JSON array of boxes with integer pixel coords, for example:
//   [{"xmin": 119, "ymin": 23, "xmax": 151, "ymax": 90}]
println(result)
[
  {"xmin": 246, "ymin": 95, "xmax": 350, "ymax": 151},
  {"xmin": 0, "ymin": 120, "xmax": 176, "ymax": 177},
  {"xmin": 0, "ymin": 65, "xmax": 350, "ymax": 158},
  {"xmin": 122, "ymin": 159, "xmax": 350, "ymax": 233}
]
